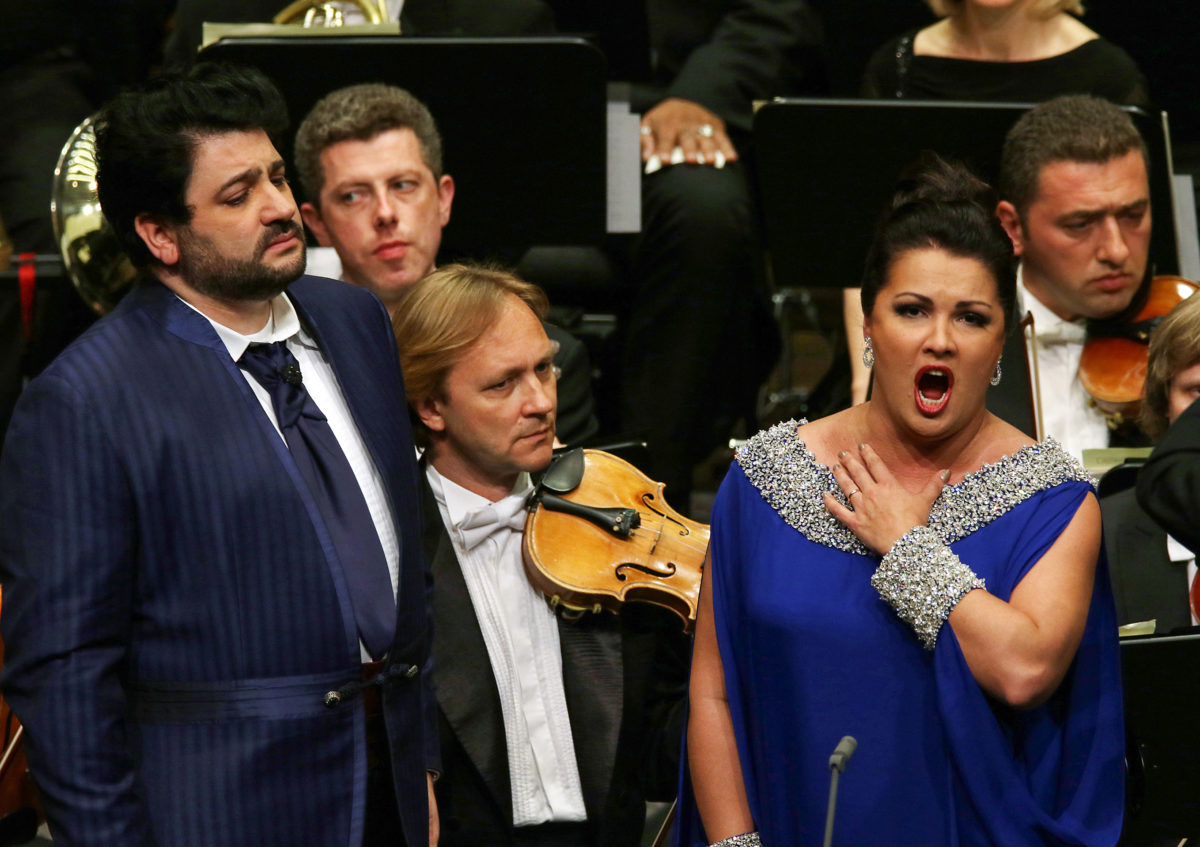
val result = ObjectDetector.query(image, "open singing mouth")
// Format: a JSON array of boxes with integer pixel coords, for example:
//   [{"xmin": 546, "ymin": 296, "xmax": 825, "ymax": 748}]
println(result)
[{"xmin": 915, "ymin": 366, "xmax": 952, "ymax": 415}]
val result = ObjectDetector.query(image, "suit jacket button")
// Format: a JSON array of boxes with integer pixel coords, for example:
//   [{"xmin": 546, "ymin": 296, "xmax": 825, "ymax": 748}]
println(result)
[
  {"xmin": 405, "ymin": 664, "xmax": 419, "ymax": 678},
  {"xmin": 324, "ymin": 691, "xmax": 342, "ymax": 708}
]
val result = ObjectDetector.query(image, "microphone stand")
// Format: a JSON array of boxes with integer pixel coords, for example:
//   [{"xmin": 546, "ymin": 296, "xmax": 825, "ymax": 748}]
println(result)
[{"xmin": 823, "ymin": 736, "xmax": 857, "ymax": 847}]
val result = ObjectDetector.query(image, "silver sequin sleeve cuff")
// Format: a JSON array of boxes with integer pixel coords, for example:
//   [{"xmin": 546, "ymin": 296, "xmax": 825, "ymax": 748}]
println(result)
[
  {"xmin": 871, "ymin": 526, "xmax": 985, "ymax": 650},
  {"xmin": 710, "ymin": 833, "xmax": 761, "ymax": 847}
]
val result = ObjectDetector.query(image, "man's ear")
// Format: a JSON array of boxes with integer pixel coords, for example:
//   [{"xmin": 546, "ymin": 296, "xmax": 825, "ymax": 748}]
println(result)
[
  {"xmin": 300, "ymin": 202, "xmax": 332, "ymax": 247},
  {"xmin": 437, "ymin": 175, "xmax": 455, "ymax": 227},
  {"xmin": 995, "ymin": 201, "xmax": 1025, "ymax": 258},
  {"xmin": 417, "ymin": 395, "xmax": 446, "ymax": 434},
  {"xmin": 134, "ymin": 214, "xmax": 180, "ymax": 266}
]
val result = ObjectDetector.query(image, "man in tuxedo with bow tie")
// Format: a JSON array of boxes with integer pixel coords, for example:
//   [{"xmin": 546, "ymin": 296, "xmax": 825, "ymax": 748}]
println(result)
[
  {"xmin": 994, "ymin": 94, "xmax": 1153, "ymax": 461},
  {"xmin": 392, "ymin": 263, "xmax": 688, "ymax": 847},
  {"xmin": 0, "ymin": 64, "xmax": 437, "ymax": 847}
]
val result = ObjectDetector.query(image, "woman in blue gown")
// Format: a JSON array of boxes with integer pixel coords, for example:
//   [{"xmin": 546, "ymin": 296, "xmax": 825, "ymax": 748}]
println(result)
[{"xmin": 680, "ymin": 158, "xmax": 1124, "ymax": 846}]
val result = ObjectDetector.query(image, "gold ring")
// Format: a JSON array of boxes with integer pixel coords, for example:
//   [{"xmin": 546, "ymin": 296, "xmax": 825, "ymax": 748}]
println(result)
[{"xmin": 846, "ymin": 488, "xmax": 860, "ymax": 499}]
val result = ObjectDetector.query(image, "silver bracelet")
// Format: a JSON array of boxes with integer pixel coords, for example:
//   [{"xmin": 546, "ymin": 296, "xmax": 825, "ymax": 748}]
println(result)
[
  {"xmin": 871, "ymin": 525, "xmax": 985, "ymax": 650},
  {"xmin": 710, "ymin": 833, "xmax": 761, "ymax": 847}
]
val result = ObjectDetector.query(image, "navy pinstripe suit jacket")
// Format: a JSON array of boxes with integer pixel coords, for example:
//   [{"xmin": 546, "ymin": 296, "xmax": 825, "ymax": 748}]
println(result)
[{"xmin": 0, "ymin": 276, "xmax": 436, "ymax": 847}]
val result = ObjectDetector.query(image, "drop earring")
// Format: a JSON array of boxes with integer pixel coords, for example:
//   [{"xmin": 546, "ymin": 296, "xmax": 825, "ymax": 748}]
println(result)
[
  {"xmin": 862, "ymin": 337, "xmax": 875, "ymax": 369},
  {"xmin": 991, "ymin": 358, "xmax": 1002, "ymax": 386}
]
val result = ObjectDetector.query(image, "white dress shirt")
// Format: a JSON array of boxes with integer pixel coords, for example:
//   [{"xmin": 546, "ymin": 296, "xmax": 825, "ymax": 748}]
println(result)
[
  {"xmin": 426, "ymin": 464, "xmax": 588, "ymax": 826},
  {"xmin": 183, "ymin": 293, "xmax": 401, "ymax": 657},
  {"xmin": 1018, "ymin": 268, "xmax": 1111, "ymax": 464},
  {"xmin": 1167, "ymin": 535, "xmax": 1200, "ymax": 625}
]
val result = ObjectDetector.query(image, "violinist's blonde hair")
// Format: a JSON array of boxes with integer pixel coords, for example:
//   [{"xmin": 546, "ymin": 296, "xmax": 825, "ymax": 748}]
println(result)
[
  {"xmin": 924, "ymin": 0, "xmax": 1082, "ymax": 18},
  {"xmin": 1143, "ymin": 293, "xmax": 1200, "ymax": 439},
  {"xmin": 391, "ymin": 263, "xmax": 548, "ymax": 444}
]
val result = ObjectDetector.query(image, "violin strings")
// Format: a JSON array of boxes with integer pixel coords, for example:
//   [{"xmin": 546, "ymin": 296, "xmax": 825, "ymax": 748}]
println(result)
[{"xmin": 624, "ymin": 525, "xmax": 710, "ymax": 555}]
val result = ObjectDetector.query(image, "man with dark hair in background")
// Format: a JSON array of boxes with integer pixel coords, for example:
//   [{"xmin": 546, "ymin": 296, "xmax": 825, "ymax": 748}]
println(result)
[
  {"xmin": 994, "ymin": 94, "xmax": 1153, "ymax": 461},
  {"xmin": 0, "ymin": 63, "xmax": 437, "ymax": 847}
]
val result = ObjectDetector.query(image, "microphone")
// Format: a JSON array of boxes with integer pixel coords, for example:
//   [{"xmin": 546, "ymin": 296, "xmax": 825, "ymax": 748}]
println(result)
[
  {"xmin": 280, "ymin": 362, "xmax": 303, "ymax": 386},
  {"xmin": 823, "ymin": 735, "xmax": 857, "ymax": 847},
  {"xmin": 828, "ymin": 735, "xmax": 857, "ymax": 773}
]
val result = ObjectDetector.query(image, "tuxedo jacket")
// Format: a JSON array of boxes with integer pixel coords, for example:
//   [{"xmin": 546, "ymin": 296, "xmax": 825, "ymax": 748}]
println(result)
[
  {"xmin": 419, "ymin": 477, "xmax": 687, "ymax": 847},
  {"xmin": 1101, "ymin": 488, "xmax": 1191, "ymax": 632},
  {"xmin": 0, "ymin": 276, "xmax": 436, "ymax": 847},
  {"xmin": 1139, "ymin": 397, "xmax": 1200, "ymax": 553}
]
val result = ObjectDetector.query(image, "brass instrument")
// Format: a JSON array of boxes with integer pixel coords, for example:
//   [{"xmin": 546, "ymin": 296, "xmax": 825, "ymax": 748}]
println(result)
[
  {"xmin": 50, "ymin": 114, "xmax": 137, "ymax": 315},
  {"xmin": 274, "ymin": 0, "xmax": 387, "ymax": 25}
]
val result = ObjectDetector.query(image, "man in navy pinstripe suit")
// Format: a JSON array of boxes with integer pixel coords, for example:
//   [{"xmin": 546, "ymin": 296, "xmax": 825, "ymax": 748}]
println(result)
[{"xmin": 0, "ymin": 64, "xmax": 437, "ymax": 846}]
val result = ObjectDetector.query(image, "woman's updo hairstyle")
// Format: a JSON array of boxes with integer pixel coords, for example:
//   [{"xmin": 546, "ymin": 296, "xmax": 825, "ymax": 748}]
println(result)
[{"xmin": 860, "ymin": 153, "xmax": 1017, "ymax": 333}]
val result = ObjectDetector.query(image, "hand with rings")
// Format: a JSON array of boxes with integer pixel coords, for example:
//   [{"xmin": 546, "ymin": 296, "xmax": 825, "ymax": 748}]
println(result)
[
  {"xmin": 822, "ymin": 442, "xmax": 950, "ymax": 555},
  {"xmin": 639, "ymin": 97, "xmax": 738, "ymax": 172}
]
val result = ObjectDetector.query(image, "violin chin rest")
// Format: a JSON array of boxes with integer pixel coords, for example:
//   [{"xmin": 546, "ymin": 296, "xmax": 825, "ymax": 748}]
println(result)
[{"xmin": 541, "ymin": 447, "xmax": 586, "ymax": 493}]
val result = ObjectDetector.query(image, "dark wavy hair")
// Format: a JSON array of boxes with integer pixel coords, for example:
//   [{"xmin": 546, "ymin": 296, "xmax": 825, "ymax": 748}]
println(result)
[
  {"xmin": 861, "ymin": 153, "xmax": 1017, "ymax": 332},
  {"xmin": 95, "ymin": 62, "xmax": 289, "ymax": 268}
]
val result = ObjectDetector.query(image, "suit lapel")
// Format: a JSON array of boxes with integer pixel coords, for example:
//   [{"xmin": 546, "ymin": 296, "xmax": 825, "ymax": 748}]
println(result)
[
  {"xmin": 289, "ymin": 282, "xmax": 406, "ymax": 510},
  {"xmin": 1118, "ymin": 506, "xmax": 1191, "ymax": 632},
  {"xmin": 142, "ymin": 279, "xmax": 368, "ymax": 663},
  {"xmin": 289, "ymin": 282, "xmax": 416, "ymax": 646},
  {"xmin": 559, "ymin": 615, "xmax": 623, "ymax": 821},
  {"xmin": 421, "ymin": 476, "xmax": 514, "ymax": 825}
]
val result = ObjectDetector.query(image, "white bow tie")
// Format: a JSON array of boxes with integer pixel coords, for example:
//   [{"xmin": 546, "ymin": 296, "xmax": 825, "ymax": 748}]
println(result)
[
  {"xmin": 455, "ymin": 490, "xmax": 531, "ymax": 551},
  {"xmin": 1036, "ymin": 320, "xmax": 1088, "ymax": 346}
]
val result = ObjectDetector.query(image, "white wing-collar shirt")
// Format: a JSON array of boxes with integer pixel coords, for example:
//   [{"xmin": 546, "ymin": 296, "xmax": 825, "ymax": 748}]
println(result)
[
  {"xmin": 426, "ymin": 463, "xmax": 588, "ymax": 826},
  {"xmin": 1017, "ymin": 266, "xmax": 1111, "ymax": 464}
]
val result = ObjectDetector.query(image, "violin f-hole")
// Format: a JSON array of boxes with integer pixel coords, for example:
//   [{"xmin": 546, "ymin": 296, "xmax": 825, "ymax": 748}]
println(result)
[{"xmin": 615, "ymin": 561, "xmax": 678, "ymax": 581}]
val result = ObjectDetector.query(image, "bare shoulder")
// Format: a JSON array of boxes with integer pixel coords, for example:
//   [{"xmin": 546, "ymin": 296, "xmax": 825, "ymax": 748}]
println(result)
[
  {"xmin": 912, "ymin": 19, "xmax": 951, "ymax": 57},
  {"xmin": 1054, "ymin": 13, "xmax": 1100, "ymax": 51}
]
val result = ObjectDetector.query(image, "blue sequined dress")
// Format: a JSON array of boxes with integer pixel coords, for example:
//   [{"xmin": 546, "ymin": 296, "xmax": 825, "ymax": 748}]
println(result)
[{"xmin": 677, "ymin": 421, "xmax": 1124, "ymax": 847}]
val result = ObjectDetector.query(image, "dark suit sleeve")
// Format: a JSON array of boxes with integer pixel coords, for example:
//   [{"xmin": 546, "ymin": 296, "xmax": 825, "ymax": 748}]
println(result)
[
  {"xmin": 662, "ymin": 0, "xmax": 825, "ymax": 131},
  {"xmin": 627, "ymin": 606, "xmax": 690, "ymax": 801},
  {"xmin": 1138, "ymin": 397, "xmax": 1200, "ymax": 552},
  {"xmin": 0, "ymin": 375, "xmax": 155, "ymax": 846},
  {"xmin": 362, "ymin": 292, "xmax": 443, "ymax": 775},
  {"xmin": 545, "ymin": 323, "xmax": 599, "ymax": 446}
]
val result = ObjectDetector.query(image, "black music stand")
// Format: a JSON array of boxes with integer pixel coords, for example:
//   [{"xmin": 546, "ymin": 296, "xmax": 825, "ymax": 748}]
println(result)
[
  {"xmin": 1120, "ymin": 633, "xmax": 1200, "ymax": 840},
  {"xmin": 752, "ymin": 97, "xmax": 1179, "ymax": 293},
  {"xmin": 200, "ymin": 36, "xmax": 608, "ymax": 263}
]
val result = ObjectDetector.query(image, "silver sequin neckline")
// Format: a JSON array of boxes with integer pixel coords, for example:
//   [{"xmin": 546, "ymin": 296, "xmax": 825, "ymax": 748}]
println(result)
[{"xmin": 735, "ymin": 419, "xmax": 1094, "ymax": 556}]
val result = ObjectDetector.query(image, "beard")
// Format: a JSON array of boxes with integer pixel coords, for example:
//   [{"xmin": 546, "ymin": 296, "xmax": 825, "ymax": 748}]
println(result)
[{"xmin": 176, "ymin": 220, "xmax": 306, "ymax": 302}]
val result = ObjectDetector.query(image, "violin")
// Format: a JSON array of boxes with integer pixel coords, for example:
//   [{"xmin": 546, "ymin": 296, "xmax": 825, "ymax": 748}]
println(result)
[
  {"xmin": 1079, "ymin": 275, "xmax": 1200, "ymax": 424},
  {"xmin": 0, "ymin": 590, "xmax": 43, "ymax": 843},
  {"xmin": 522, "ymin": 449, "xmax": 708, "ymax": 633}
]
